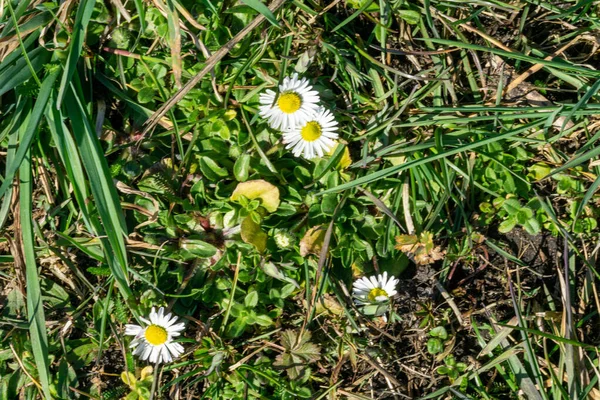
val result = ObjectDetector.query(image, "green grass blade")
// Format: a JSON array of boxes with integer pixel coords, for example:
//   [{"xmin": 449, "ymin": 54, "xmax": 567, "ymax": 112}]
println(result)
[
  {"xmin": 320, "ymin": 120, "xmax": 543, "ymax": 195},
  {"xmin": 133, "ymin": 0, "xmax": 147, "ymax": 31},
  {"xmin": 19, "ymin": 129, "xmax": 52, "ymax": 400},
  {"xmin": 0, "ymin": 68, "xmax": 59, "ymax": 201},
  {"xmin": 0, "ymin": 46, "xmax": 51, "ymax": 96},
  {"xmin": 240, "ymin": 0, "xmax": 280, "ymax": 28},
  {"xmin": 56, "ymin": 0, "xmax": 96, "ymax": 108},
  {"xmin": 0, "ymin": 31, "xmax": 39, "ymax": 74},
  {"xmin": 559, "ymin": 78, "xmax": 600, "ymax": 132},
  {"xmin": 63, "ymin": 83, "xmax": 132, "ymax": 302},
  {"xmin": 0, "ymin": 0, "xmax": 31, "ymax": 37},
  {"xmin": 422, "ymin": 38, "xmax": 600, "ymax": 77},
  {"xmin": 331, "ymin": 0, "xmax": 375, "ymax": 32},
  {"xmin": 573, "ymin": 174, "xmax": 600, "ymax": 223},
  {"xmin": 0, "ymin": 97, "xmax": 26, "ymax": 229},
  {"xmin": 545, "ymin": 145, "xmax": 600, "ymax": 178},
  {"xmin": 45, "ymin": 96, "xmax": 94, "ymax": 233}
]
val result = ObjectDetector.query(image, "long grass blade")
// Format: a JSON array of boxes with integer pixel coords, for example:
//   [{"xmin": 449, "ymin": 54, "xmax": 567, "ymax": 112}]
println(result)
[
  {"xmin": 0, "ymin": 46, "xmax": 51, "ymax": 96},
  {"xmin": 423, "ymin": 38, "xmax": 600, "ymax": 77},
  {"xmin": 0, "ymin": 68, "xmax": 59, "ymax": 201},
  {"xmin": 240, "ymin": 0, "xmax": 280, "ymax": 28},
  {"xmin": 320, "ymin": 120, "xmax": 543, "ymax": 194},
  {"xmin": 63, "ymin": 83, "xmax": 133, "ymax": 302},
  {"xmin": 0, "ymin": 97, "xmax": 26, "ymax": 229},
  {"xmin": 19, "ymin": 124, "xmax": 52, "ymax": 400},
  {"xmin": 56, "ymin": 0, "xmax": 96, "ymax": 108}
]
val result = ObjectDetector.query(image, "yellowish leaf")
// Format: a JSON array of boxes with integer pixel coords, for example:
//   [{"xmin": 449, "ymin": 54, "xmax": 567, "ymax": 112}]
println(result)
[
  {"xmin": 231, "ymin": 179, "xmax": 280, "ymax": 213},
  {"xmin": 120, "ymin": 371, "xmax": 137, "ymax": 389},
  {"xmin": 241, "ymin": 216, "xmax": 267, "ymax": 252},
  {"xmin": 328, "ymin": 143, "xmax": 352, "ymax": 170},
  {"xmin": 140, "ymin": 366, "xmax": 153, "ymax": 381}
]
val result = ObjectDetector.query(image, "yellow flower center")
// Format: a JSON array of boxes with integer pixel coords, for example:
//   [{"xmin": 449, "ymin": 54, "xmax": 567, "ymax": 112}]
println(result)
[
  {"xmin": 145, "ymin": 325, "xmax": 168, "ymax": 345},
  {"xmin": 368, "ymin": 288, "xmax": 388, "ymax": 302},
  {"xmin": 300, "ymin": 121, "xmax": 322, "ymax": 142},
  {"xmin": 277, "ymin": 92, "xmax": 302, "ymax": 114}
]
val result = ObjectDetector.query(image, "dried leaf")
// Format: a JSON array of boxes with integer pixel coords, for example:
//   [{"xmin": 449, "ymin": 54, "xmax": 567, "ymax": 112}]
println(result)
[
  {"xmin": 299, "ymin": 226, "xmax": 326, "ymax": 257},
  {"xmin": 314, "ymin": 294, "xmax": 343, "ymax": 316},
  {"xmin": 395, "ymin": 231, "xmax": 445, "ymax": 265},
  {"xmin": 274, "ymin": 330, "xmax": 321, "ymax": 379},
  {"xmin": 231, "ymin": 179, "xmax": 280, "ymax": 213}
]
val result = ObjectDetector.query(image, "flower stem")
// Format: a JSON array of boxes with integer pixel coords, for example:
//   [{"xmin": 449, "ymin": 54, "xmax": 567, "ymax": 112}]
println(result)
[{"xmin": 149, "ymin": 364, "xmax": 160, "ymax": 400}]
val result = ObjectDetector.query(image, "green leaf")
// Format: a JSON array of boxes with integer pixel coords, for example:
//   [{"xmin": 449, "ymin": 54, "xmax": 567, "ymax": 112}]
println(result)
[
  {"xmin": 427, "ymin": 338, "xmax": 444, "ymax": 354},
  {"xmin": 498, "ymin": 218, "xmax": 517, "ymax": 233},
  {"xmin": 437, "ymin": 366, "xmax": 451, "ymax": 375},
  {"xmin": 240, "ymin": 0, "xmax": 280, "ymax": 28},
  {"xmin": 233, "ymin": 154, "xmax": 251, "ymax": 182},
  {"xmin": 479, "ymin": 202, "xmax": 493, "ymax": 213},
  {"xmin": 361, "ymin": 303, "xmax": 389, "ymax": 316},
  {"xmin": 180, "ymin": 238, "xmax": 218, "ymax": 258},
  {"xmin": 252, "ymin": 314, "xmax": 274, "ymax": 327},
  {"xmin": 397, "ymin": 9, "xmax": 420, "ymax": 24},
  {"xmin": 516, "ymin": 208, "xmax": 534, "ymax": 224},
  {"xmin": 227, "ymin": 317, "xmax": 247, "ymax": 338},
  {"xmin": 502, "ymin": 199, "xmax": 521, "ymax": 215},
  {"xmin": 199, "ymin": 156, "xmax": 229, "ymax": 181},
  {"xmin": 244, "ymin": 291, "xmax": 258, "ymax": 308},
  {"xmin": 528, "ymin": 162, "xmax": 551, "ymax": 181},
  {"xmin": 430, "ymin": 326, "xmax": 448, "ymax": 340},
  {"xmin": 523, "ymin": 218, "xmax": 541, "ymax": 235},
  {"xmin": 137, "ymin": 87, "xmax": 155, "ymax": 103},
  {"xmin": 262, "ymin": 262, "xmax": 300, "ymax": 288},
  {"xmin": 64, "ymin": 83, "xmax": 132, "ymax": 302}
]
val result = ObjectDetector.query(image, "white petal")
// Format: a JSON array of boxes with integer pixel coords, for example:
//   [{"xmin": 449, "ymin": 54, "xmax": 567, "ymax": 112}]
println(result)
[
  {"xmin": 167, "ymin": 342, "xmax": 184, "ymax": 359},
  {"xmin": 168, "ymin": 322, "xmax": 186, "ymax": 333},
  {"xmin": 125, "ymin": 324, "xmax": 143, "ymax": 336},
  {"xmin": 161, "ymin": 346, "xmax": 172, "ymax": 363},
  {"xmin": 142, "ymin": 344, "xmax": 153, "ymax": 361},
  {"xmin": 149, "ymin": 308, "xmax": 158, "ymax": 324},
  {"xmin": 149, "ymin": 347, "xmax": 160, "ymax": 363},
  {"xmin": 369, "ymin": 276, "xmax": 380, "ymax": 288}
]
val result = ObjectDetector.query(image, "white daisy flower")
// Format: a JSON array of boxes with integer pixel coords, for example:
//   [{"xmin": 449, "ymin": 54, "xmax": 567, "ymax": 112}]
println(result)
[
  {"xmin": 282, "ymin": 107, "xmax": 339, "ymax": 159},
  {"xmin": 352, "ymin": 272, "xmax": 398, "ymax": 304},
  {"xmin": 259, "ymin": 73, "xmax": 320, "ymax": 131},
  {"xmin": 125, "ymin": 307, "xmax": 185, "ymax": 364}
]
